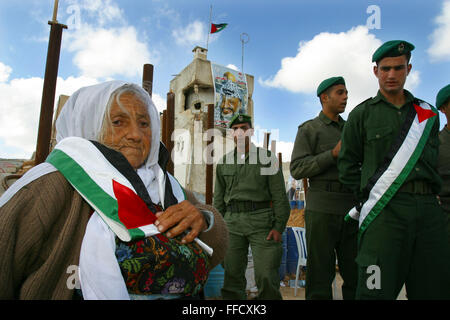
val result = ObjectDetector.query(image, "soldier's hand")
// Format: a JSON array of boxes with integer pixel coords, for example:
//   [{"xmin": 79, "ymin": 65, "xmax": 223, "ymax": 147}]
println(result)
[
  {"xmin": 332, "ymin": 140, "xmax": 342, "ymax": 158},
  {"xmin": 155, "ymin": 200, "xmax": 207, "ymax": 244},
  {"xmin": 266, "ymin": 229, "xmax": 282, "ymax": 242}
]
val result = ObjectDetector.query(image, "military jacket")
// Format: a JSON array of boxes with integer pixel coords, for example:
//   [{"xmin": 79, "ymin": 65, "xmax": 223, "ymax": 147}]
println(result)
[
  {"xmin": 438, "ymin": 126, "xmax": 450, "ymax": 213},
  {"xmin": 338, "ymin": 90, "xmax": 441, "ymax": 201},
  {"xmin": 213, "ymin": 144, "xmax": 290, "ymax": 233},
  {"xmin": 290, "ymin": 111, "xmax": 355, "ymax": 215}
]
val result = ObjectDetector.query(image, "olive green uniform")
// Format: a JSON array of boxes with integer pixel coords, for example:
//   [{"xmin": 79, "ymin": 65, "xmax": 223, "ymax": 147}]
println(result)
[
  {"xmin": 290, "ymin": 111, "xmax": 358, "ymax": 300},
  {"xmin": 214, "ymin": 144, "xmax": 290, "ymax": 300},
  {"xmin": 338, "ymin": 90, "xmax": 450, "ymax": 299},
  {"xmin": 438, "ymin": 126, "xmax": 450, "ymax": 244}
]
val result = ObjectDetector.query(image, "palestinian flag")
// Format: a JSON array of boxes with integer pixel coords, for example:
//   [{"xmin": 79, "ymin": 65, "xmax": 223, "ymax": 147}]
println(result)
[
  {"xmin": 211, "ymin": 23, "xmax": 228, "ymax": 34},
  {"xmin": 46, "ymin": 136, "xmax": 184, "ymax": 242}
]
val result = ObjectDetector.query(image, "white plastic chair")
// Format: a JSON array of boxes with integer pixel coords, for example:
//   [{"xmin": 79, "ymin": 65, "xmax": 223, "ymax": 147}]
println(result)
[{"xmin": 291, "ymin": 227, "xmax": 307, "ymax": 296}]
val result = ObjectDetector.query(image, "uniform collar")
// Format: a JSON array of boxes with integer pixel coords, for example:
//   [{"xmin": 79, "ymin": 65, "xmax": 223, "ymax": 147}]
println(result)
[
  {"xmin": 370, "ymin": 89, "xmax": 415, "ymax": 107},
  {"xmin": 318, "ymin": 111, "xmax": 344, "ymax": 126}
]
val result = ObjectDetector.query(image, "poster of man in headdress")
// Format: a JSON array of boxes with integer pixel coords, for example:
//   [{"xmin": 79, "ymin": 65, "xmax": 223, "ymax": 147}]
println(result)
[{"xmin": 211, "ymin": 63, "xmax": 248, "ymax": 128}]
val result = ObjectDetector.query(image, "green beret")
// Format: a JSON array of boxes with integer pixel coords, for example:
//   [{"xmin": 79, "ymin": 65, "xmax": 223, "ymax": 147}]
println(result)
[
  {"xmin": 229, "ymin": 113, "xmax": 252, "ymax": 128},
  {"xmin": 317, "ymin": 76, "xmax": 346, "ymax": 97},
  {"xmin": 372, "ymin": 40, "xmax": 415, "ymax": 63},
  {"xmin": 436, "ymin": 84, "xmax": 450, "ymax": 109}
]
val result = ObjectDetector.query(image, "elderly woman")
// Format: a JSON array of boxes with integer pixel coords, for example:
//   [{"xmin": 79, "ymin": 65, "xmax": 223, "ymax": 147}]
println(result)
[{"xmin": 0, "ymin": 81, "xmax": 228, "ymax": 300}]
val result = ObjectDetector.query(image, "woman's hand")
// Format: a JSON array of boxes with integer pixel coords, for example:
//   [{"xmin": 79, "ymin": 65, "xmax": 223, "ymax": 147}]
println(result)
[{"xmin": 155, "ymin": 200, "xmax": 207, "ymax": 243}]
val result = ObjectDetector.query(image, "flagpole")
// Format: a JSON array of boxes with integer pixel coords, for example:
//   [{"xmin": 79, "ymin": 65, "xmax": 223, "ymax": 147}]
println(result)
[
  {"xmin": 240, "ymin": 33, "xmax": 249, "ymax": 74},
  {"xmin": 206, "ymin": 4, "xmax": 212, "ymax": 51}
]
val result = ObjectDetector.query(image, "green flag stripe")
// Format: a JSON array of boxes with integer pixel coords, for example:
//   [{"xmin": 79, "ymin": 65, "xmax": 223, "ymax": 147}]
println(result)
[
  {"xmin": 47, "ymin": 149, "xmax": 121, "ymax": 224},
  {"xmin": 129, "ymin": 228, "xmax": 145, "ymax": 239},
  {"xmin": 358, "ymin": 113, "xmax": 436, "ymax": 241}
]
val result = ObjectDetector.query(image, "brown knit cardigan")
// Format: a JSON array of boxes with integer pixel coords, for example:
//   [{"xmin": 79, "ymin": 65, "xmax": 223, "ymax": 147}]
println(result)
[{"xmin": 0, "ymin": 171, "xmax": 228, "ymax": 300}]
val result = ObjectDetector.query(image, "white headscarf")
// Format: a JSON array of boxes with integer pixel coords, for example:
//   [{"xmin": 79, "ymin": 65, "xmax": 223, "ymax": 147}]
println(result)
[{"xmin": 0, "ymin": 80, "xmax": 162, "ymax": 207}]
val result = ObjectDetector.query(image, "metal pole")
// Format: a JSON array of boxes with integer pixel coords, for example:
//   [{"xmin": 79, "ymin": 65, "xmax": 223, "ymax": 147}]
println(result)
[
  {"xmin": 35, "ymin": 19, "xmax": 67, "ymax": 165},
  {"xmin": 240, "ymin": 33, "xmax": 249, "ymax": 74},
  {"xmin": 206, "ymin": 5, "xmax": 212, "ymax": 51},
  {"xmin": 142, "ymin": 64, "xmax": 154, "ymax": 97},
  {"xmin": 166, "ymin": 91, "xmax": 175, "ymax": 175},
  {"xmin": 206, "ymin": 104, "xmax": 214, "ymax": 205}
]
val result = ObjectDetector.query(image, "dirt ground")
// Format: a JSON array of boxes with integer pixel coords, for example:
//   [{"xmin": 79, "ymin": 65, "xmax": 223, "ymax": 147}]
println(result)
[{"xmin": 280, "ymin": 272, "xmax": 407, "ymax": 300}]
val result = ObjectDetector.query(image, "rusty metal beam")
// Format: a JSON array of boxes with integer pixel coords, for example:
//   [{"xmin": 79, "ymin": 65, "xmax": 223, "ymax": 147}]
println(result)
[
  {"xmin": 264, "ymin": 132, "xmax": 271, "ymax": 150},
  {"xmin": 142, "ymin": 64, "xmax": 153, "ymax": 97},
  {"xmin": 166, "ymin": 91, "xmax": 175, "ymax": 175},
  {"xmin": 35, "ymin": 21, "xmax": 67, "ymax": 165},
  {"xmin": 205, "ymin": 104, "xmax": 214, "ymax": 205},
  {"xmin": 162, "ymin": 110, "xmax": 167, "ymax": 147}
]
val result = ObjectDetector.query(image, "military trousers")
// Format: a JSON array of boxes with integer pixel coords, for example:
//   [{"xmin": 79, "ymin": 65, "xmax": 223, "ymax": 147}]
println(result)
[
  {"xmin": 355, "ymin": 193, "xmax": 450, "ymax": 299},
  {"xmin": 304, "ymin": 209, "xmax": 358, "ymax": 300},
  {"xmin": 221, "ymin": 209, "xmax": 283, "ymax": 300}
]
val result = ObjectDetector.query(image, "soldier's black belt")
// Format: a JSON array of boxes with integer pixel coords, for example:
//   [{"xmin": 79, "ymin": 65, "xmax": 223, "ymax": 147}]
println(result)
[
  {"xmin": 309, "ymin": 181, "xmax": 352, "ymax": 193},
  {"xmin": 226, "ymin": 200, "xmax": 272, "ymax": 213},
  {"xmin": 397, "ymin": 180, "xmax": 433, "ymax": 194}
]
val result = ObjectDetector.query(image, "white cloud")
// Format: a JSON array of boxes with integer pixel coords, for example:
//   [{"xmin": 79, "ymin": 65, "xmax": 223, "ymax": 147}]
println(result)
[
  {"xmin": 172, "ymin": 20, "xmax": 221, "ymax": 48},
  {"xmin": 260, "ymin": 26, "xmax": 421, "ymax": 113},
  {"xmin": 0, "ymin": 62, "xmax": 12, "ymax": 83},
  {"xmin": 428, "ymin": 0, "xmax": 450, "ymax": 62},
  {"xmin": 0, "ymin": 66, "xmax": 98, "ymax": 158},
  {"xmin": 60, "ymin": 0, "xmax": 153, "ymax": 79},
  {"xmin": 80, "ymin": 0, "xmax": 124, "ymax": 26},
  {"xmin": 65, "ymin": 25, "xmax": 151, "ymax": 79},
  {"xmin": 172, "ymin": 20, "xmax": 206, "ymax": 47},
  {"xmin": 252, "ymin": 138, "xmax": 294, "ymax": 163},
  {"xmin": 226, "ymin": 64, "xmax": 240, "ymax": 71},
  {"xmin": 151, "ymin": 93, "xmax": 166, "ymax": 113}
]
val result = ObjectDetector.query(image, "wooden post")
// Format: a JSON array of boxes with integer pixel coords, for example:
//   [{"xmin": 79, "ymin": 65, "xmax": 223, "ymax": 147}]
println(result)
[
  {"xmin": 205, "ymin": 104, "xmax": 214, "ymax": 205},
  {"xmin": 303, "ymin": 178, "xmax": 309, "ymax": 195},
  {"xmin": 278, "ymin": 152, "xmax": 282, "ymax": 171},
  {"xmin": 264, "ymin": 132, "xmax": 271, "ymax": 149},
  {"xmin": 166, "ymin": 91, "xmax": 175, "ymax": 175},
  {"xmin": 162, "ymin": 110, "xmax": 167, "ymax": 146},
  {"xmin": 142, "ymin": 64, "xmax": 153, "ymax": 97},
  {"xmin": 35, "ymin": 9, "xmax": 67, "ymax": 165}
]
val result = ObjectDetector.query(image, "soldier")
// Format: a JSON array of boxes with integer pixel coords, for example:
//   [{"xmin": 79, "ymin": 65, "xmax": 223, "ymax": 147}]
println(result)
[
  {"xmin": 436, "ymin": 84, "xmax": 450, "ymax": 244},
  {"xmin": 213, "ymin": 114, "xmax": 290, "ymax": 300},
  {"xmin": 338, "ymin": 40, "xmax": 450, "ymax": 299},
  {"xmin": 290, "ymin": 76, "xmax": 358, "ymax": 300}
]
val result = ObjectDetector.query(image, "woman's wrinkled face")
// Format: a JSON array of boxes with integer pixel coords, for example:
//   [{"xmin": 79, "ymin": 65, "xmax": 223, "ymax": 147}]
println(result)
[{"xmin": 102, "ymin": 92, "xmax": 152, "ymax": 169}]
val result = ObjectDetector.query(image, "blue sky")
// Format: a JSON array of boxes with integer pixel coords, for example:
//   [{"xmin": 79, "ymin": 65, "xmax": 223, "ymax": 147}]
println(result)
[{"xmin": 0, "ymin": 0, "xmax": 449, "ymax": 160}]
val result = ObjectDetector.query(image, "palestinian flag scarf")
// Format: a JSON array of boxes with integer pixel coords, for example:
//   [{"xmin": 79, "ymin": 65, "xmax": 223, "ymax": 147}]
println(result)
[
  {"xmin": 346, "ymin": 99, "xmax": 438, "ymax": 240},
  {"xmin": 46, "ymin": 136, "xmax": 183, "ymax": 242}
]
